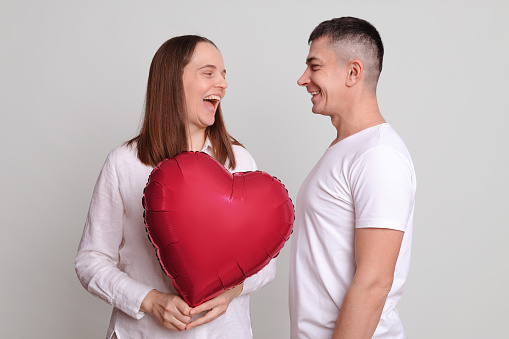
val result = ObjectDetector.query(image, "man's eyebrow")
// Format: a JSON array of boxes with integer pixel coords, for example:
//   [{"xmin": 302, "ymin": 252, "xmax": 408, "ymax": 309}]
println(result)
[
  {"xmin": 198, "ymin": 64, "xmax": 226, "ymax": 75},
  {"xmin": 306, "ymin": 57, "xmax": 320, "ymax": 64}
]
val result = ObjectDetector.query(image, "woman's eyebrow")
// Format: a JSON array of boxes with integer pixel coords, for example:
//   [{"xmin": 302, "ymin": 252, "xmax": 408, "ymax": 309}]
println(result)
[
  {"xmin": 198, "ymin": 64, "xmax": 216, "ymax": 70},
  {"xmin": 198, "ymin": 64, "xmax": 226, "ymax": 75}
]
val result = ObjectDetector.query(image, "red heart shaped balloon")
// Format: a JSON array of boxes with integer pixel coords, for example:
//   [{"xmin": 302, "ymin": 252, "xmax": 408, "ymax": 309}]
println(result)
[{"xmin": 143, "ymin": 151, "xmax": 294, "ymax": 307}]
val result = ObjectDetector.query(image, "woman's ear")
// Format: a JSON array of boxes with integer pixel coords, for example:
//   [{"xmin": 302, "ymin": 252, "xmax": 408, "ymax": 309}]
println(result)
[{"xmin": 345, "ymin": 59, "xmax": 363, "ymax": 87}]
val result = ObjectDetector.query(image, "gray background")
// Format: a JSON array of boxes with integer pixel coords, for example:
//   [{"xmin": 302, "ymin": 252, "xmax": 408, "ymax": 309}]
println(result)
[{"xmin": 1, "ymin": 1, "xmax": 508, "ymax": 338}]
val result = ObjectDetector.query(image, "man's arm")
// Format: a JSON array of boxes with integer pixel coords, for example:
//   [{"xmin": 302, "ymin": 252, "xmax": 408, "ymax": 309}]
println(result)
[{"xmin": 332, "ymin": 227, "xmax": 404, "ymax": 339}]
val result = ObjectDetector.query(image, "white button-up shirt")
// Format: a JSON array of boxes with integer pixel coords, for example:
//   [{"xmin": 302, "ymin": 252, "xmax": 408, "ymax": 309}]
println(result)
[{"xmin": 76, "ymin": 139, "xmax": 277, "ymax": 339}]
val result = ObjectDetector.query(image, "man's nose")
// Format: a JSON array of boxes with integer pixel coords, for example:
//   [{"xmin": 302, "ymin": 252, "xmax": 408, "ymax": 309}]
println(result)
[{"xmin": 297, "ymin": 70, "xmax": 309, "ymax": 87}]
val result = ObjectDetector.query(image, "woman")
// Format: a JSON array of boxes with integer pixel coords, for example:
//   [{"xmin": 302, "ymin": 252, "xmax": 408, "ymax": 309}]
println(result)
[{"xmin": 75, "ymin": 35, "xmax": 276, "ymax": 338}]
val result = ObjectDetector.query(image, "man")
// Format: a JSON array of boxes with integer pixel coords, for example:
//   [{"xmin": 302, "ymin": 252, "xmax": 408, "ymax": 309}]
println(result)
[{"xmin": 289, "ymin": 17, "xmax": 416, "ymax": 339}]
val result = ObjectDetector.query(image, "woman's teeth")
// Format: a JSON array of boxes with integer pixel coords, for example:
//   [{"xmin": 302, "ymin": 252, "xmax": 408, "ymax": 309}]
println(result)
[
  {"xmin": 310, "ymin": 91, "xmax": 320, "ymax": 96},
  {"xmin": 203, "ymin": 95, "xmax": 220, "ymax": 110},
  {"xmin": 204, "ymin": 95, "xmax": 221, "ymax": 101}
]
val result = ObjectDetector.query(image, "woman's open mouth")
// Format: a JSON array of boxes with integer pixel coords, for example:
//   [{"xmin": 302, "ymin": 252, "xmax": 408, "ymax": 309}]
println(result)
[{"xmin": 203, "ymin": 95, "xmax": 221, "ymax": 111}]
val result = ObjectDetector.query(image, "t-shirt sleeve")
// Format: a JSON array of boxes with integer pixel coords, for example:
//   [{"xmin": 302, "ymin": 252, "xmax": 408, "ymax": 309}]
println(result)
[{"xmin": 350, "ymin": 146, "xmax": 415, "ymax": 231}]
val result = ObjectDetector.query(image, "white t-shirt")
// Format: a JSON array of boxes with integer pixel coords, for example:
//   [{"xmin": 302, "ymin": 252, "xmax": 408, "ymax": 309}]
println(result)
[
  {"xmin": 75, "ymin": 139, "xmax": 277, "ymax": 339},
  {"xmin": 289, "ymin": 123, "xmax": 416, "ymax": 339}
]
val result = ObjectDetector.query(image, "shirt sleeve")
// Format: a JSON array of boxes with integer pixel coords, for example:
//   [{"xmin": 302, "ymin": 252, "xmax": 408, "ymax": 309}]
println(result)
[
  {"xmin": 75, "ymin": 152, "xmax": 153, "ymax": 319},
  {"xmin": 230, "ymin": 145, "xmax": 258, "ymax": 172},
  {"xmin": 241, "ymin": 258, "xmax": 277, "ymax": 295},
  {"xmin": 350, "ymin": 146, "xmax": 416, "ymax": 231},
  {"xmin": 232, "ymin": 147, "xmax": 277, "ymax": 295}
]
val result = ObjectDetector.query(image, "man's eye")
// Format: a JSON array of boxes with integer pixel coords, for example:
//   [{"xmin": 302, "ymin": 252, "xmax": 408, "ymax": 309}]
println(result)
[{"xmin": 311, "ymin": 65, "xmax": 319, "ymax": 70}]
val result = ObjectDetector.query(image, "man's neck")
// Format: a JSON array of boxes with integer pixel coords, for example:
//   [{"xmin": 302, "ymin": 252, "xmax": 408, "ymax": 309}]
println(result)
[{"xmin": 330, "ymin": 95, "xmax": 385, "ymax": 146}]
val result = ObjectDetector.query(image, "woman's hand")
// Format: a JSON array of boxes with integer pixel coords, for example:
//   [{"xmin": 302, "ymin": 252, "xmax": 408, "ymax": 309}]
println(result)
[
  {"xmin": 140, "ymin": 289, "xmax": 192, "ymax": 331},
  {"xmin": 185, "ymin": 283, "xmax": 244, "ymax": 330}
]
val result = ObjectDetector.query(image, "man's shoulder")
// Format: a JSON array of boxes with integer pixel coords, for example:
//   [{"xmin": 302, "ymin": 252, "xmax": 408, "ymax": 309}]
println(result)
[{"xmin": 350, "ymin": 124, "xmax": 411, "ymax": 162}]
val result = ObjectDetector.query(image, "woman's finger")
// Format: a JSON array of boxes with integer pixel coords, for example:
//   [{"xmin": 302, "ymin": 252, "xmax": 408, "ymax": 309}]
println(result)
[
  {"xmin": 174, "ymin": 297, "xmax": 192, "ymax": 317},
  {"xmin": 161, "ymin": 295, "xmax": 191, "ymax": 324},
  {"xmin": 171, "ymin": 312, "xmax": 192, "ymax": 325},
  {"xmin": 185, "ymin": 308, "xmax": 222, "ymax": 330},
  {"xmin": 163, "ymin": 315, "xmax": 188, "ymax": 331},
  {"xmin": 189, "ymin": 298, "xmax": 217, "ymax": 316},
  {"xmin": 186, "ymin": 285, "xmax": 243, "ymax": 330},
  {"xmin": 164, "ymin": 321, "xmax": 181, "ymax": 331}
]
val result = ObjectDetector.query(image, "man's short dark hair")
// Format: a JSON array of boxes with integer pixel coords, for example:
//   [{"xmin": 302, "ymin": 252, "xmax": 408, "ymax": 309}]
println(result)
[{"xmin": 309, "ymin": 17, "xmax": 384, "ymax": 86}]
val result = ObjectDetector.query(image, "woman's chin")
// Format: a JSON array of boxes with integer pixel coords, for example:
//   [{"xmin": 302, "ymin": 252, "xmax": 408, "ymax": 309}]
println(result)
[{"xmin": 198, "ymin": 117, "xmax": 216, "ymax": 129}]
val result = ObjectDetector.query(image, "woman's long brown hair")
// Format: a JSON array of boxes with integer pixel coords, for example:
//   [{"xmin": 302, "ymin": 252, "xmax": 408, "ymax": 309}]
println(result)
[{"xmin": 127, "ymin": 35, "xmax": 241, "ymax": 169}]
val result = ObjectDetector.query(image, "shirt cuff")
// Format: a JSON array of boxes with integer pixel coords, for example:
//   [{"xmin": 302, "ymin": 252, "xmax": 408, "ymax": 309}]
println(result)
[{"xmin": 112, "ymin": 279, "xmax": 155, "ymax": 319}]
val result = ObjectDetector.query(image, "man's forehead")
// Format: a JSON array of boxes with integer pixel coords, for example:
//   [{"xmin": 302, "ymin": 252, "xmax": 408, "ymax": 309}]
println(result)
[{"xmin": 307, "ymin": 37, "xmax": 336, "ymax": 63}]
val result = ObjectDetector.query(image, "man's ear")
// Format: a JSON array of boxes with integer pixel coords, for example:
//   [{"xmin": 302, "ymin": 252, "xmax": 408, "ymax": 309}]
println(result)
[{"xmin": 346, "ymin": 59, "xmax": 363, "ymax": 87}]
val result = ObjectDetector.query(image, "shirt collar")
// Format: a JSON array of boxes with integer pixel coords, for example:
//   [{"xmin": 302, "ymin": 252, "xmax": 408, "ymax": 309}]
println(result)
[{"xmin": 201, "ymin": 136, "xmax": 212, "ymax": 153}]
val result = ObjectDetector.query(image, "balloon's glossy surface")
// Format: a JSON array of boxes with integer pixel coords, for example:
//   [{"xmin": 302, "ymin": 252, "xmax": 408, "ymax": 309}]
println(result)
[{"xmin": 143, "ymin": 151, "xmax": 294, "ymax": 307}]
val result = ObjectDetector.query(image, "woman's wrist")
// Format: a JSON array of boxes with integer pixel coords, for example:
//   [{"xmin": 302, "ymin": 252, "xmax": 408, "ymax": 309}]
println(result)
[
  {"xmin": 227, "ymin": 283, "xmax": 244, "ymax": 301},
  {"xmin": 140, "ymin": 289, "xmax": 158, "ymax": 313},
  {"xmin": 235, "ymin": 283, "xmax": 244, "ymax": 296}
]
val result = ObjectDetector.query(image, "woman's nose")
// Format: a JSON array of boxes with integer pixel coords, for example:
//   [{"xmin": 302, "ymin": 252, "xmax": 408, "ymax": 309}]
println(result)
[{"xmin": 216, "ymin": 76, "xmax": 228, "ymax": 89}]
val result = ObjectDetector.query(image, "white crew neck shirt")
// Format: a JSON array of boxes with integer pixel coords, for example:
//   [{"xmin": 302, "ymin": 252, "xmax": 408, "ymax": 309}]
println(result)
[
  {"xmin": 289, "ymin": 123, "xmax": 416, "ymax": 338},
  {"xmin": 76, "ymin": 139, "xmax": 277, "ymax": 339}
]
